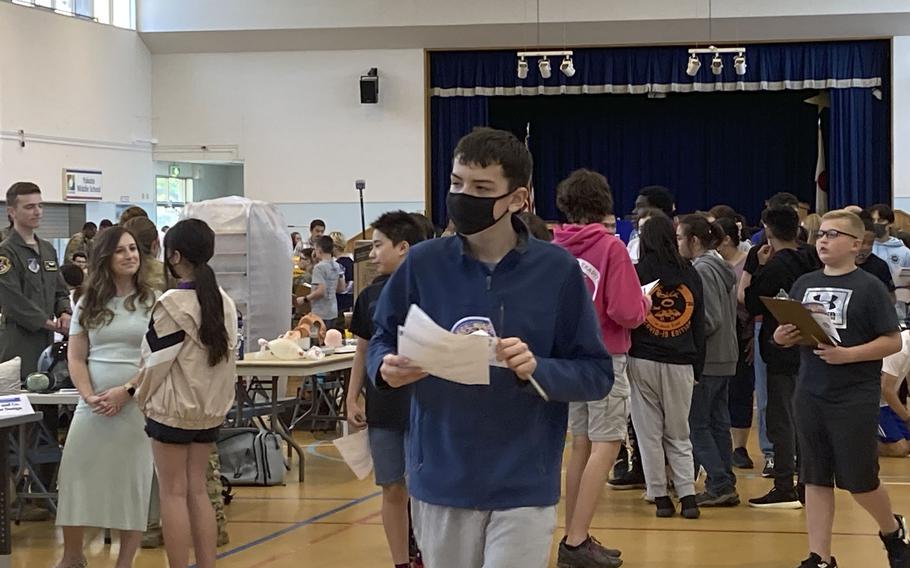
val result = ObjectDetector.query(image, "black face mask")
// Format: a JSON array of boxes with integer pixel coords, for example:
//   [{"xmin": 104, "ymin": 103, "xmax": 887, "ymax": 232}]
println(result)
[
  {"xmin": 446, "ymin": 191, "xmax": 515, "ymax": 236},
  {"xmin": 873, "ymin": 223, "xmax": 888, "ymax": 239},
  {"xmin": 165, "ymin": 250, "xmax": 181, "ymax": 279}
]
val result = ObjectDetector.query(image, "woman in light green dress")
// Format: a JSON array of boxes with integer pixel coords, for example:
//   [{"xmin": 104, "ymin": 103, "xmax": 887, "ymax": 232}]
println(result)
[{"xmin": 55, "ymin": 227, "xmax": 157, "ymax": 568}]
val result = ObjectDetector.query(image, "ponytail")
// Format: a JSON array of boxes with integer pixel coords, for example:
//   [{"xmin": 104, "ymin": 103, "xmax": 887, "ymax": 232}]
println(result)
[
  {"xmin": 194, "ymin": 262, "xmax": 229, "ymax": 367},
  {"xmin": 680, "ymin": 214, "xmax": 723, "ymax": 250}
]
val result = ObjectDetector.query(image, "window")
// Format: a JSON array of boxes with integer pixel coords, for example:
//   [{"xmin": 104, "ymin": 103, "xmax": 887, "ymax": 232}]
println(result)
[
  {"xmin": 6, "ymin": 0, "xmax": 134, "ymax": 29},
  {"xmin": 155, "ymin": 176, "xmax": 194, "ymax": 231}
]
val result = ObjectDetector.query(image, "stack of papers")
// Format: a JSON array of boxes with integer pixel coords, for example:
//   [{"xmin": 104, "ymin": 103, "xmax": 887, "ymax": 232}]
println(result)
[
  {"xmin": 397, "ymin": 305, "xmax": 494, "ymax": 386},
  {"xmin": 332, "ymin": 429, "xmax": 373, "ymax": 480}
]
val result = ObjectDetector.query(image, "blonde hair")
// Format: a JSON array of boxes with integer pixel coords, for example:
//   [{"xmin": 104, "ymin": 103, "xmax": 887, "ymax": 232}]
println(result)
[
  {"xmin": 329, "ymin": 231, "xmax": 347, "ymax": 253},
  {"xmin": 803, "ymin": 213, "xmax": 822, "ymax": 245},
  {"xmin": 821, "ymin": 209, "xmax": 864, "ymax": 239}
]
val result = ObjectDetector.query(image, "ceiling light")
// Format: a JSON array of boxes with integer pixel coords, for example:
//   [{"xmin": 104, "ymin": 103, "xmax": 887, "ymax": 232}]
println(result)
[
  {"xmin": 517, "ymin": 57, "xmax": 529, "ymax": 79},
  {"xmin": 686, "ymin": 54, "xmax": 701, "ymax": 77},
  {"xmin": 734, "ymin": 53, "xmax": 746, "ymax": 76},
  {"xmin": 539, "ymin": 57, "xmax": 552, "ymax": 79},
  {"xmin": 560, "ymin": 56, "xmax": 575, "ymax": 78},
  {"xmin": 711, "ymin": 54, "xmax": 723, "ymax": 76}
]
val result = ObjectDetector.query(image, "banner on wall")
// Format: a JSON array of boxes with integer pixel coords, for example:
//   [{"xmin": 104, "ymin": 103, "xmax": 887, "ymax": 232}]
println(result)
[{"xmin": 63, "ymin": 169, "xmax": 103, "ymax": 201}]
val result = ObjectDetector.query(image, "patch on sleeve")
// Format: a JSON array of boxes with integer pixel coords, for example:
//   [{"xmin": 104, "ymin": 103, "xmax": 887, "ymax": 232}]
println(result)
[{"xmin": 0, "ymin": 256, "xmax": 11, "ymax": 275}]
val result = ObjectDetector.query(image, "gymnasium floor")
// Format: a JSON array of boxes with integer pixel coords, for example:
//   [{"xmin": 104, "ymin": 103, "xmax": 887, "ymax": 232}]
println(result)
[{"xmin": 12, "ymin": 431, "xmax": 910, "ymax": 567}]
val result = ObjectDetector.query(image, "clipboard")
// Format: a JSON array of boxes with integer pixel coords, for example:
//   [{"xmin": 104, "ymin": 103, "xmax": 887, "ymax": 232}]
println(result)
[{"xmin": 759, "ymin": 296, "xmax": 838, "ymax": 346}]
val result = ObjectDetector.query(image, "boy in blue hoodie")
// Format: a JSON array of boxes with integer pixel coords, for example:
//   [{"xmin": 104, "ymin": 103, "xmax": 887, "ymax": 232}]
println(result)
[
  {"xmin": 367, "ymin": 128, "xmax": 614, "ymax": 568},
  {"xmin": 869, "ymin": 204, "xmax": 910, "ymax": 273}
]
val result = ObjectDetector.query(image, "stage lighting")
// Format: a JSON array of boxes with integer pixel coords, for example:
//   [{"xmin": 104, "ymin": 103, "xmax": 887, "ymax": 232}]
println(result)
[
  {"xmin": 686, "ymin": 54, "xmax": 701, "ymax": 77},
  {"xmin": 517, "ymin": 57, "xmax": 529, "ymax": 79},
  {"xmin": 560, "ymin": 56, "xmax": 575, "ymax": 78},
  {"xmin": 539, "ymin": 57, "xmax": 552, "ymax": 79},
  {"xmin": 711, "ymin": 54, "xmax": 723, "ymax": 75},
  {"xmin": 734, "ymin": 53, "xmax": 746, "ymax": 76}
]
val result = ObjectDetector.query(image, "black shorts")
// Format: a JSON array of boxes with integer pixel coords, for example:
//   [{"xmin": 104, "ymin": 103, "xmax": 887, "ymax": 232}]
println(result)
[
  {"xmin": 145, "ymin": 418, "xmax": 220, "ymax": 445},
  {"xmin": 795, "ymin": 393, "xmax": 880, "ymax": 493}
]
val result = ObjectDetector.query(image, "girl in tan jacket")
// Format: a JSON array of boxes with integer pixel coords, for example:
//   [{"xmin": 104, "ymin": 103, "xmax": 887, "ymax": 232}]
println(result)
[{"xmin": 127, "ymin": 218, "xmax": 237, "ymax": 568}]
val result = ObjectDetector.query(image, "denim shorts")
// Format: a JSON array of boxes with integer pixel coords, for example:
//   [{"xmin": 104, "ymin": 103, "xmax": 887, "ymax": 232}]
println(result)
[
  {"xmin": 146, "ymin": 418, "xmax": 220, "ymax": 445},
  {"xmin": 368, "ymin": 427, "xmax": 407, "ymax": 486}
]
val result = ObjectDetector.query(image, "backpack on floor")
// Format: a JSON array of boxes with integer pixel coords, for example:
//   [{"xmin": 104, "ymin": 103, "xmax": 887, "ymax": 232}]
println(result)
[{"xmin": 216, "ymin": 427, "xmax": 287, "ymax": 486}]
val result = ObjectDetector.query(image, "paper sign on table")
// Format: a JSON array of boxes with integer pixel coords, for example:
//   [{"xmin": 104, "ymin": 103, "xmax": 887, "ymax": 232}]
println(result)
[
  {"xmin": 0, "ymin": 394, "xmax": 36, "ymax": 419},
  {"xmin": 397, "ymin": 305, "xmax": 493, "ymax": 386},
  {"xmin": 641, "ymin": 279, "xmax": 660, "ymax": 296},
  {"xmin": 332, "ymin": 429, "xmax": 373, "ymax": 480}
]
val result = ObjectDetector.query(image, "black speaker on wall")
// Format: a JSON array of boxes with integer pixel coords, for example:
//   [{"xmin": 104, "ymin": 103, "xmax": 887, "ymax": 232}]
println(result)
[{"xmin": 360, "ymin": 68, "xmax": 379, "ymax": 104}]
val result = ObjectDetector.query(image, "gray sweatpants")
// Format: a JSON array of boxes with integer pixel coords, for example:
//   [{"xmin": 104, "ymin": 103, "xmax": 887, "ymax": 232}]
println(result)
[
  {"xmin": 411, "ymin": 499, "xmax": 557, "ymax": 568},
  {"xmin": 628, "ymin": 357, "xmax": 696, "ymax": 500}
]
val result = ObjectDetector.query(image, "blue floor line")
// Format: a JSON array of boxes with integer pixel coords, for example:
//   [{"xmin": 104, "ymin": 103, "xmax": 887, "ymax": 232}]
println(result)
[
  {"xmin": 189, "ymin": 490, "xmax": 381, "ymax": 567},
  {"xmin": 306, "ymin": 440, "xmax": 345, "ymax": 462}
]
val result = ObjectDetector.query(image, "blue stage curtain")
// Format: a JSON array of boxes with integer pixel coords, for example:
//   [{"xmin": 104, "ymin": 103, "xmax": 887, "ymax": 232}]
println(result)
[
  {"xmin": 430, "ymin": 97, "xmax": 489, "ymax": 227},
  {"xmin": 431, "ymin": 41, "xmax": 887, "ymax": 95},
  {"xmin": 489, "ymin": 91, "xmax": 818, "ymax": 223},
  {"xmin": 828, "ymin": 88, "xmax": 891, "ymax": 209}
]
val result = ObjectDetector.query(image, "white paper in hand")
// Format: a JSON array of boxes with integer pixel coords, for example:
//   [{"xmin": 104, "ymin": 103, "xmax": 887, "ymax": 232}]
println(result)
[
  {"xmin": 332, "ymin": 429, "xmax": 373, "ymax": 480},
  {"xmin": 641, "ymin": 279, "xmax": 660, "ymax": 296},
  {"xmin": 397, "ymin": 305, "xmax": 493, "ymax": 385}
]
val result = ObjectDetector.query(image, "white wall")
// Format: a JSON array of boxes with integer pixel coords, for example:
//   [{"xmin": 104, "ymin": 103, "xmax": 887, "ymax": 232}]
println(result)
[
  {"xmin": 151, "ymin": 49, "xmax": 426, "ymax": 217},
  {"xmin": 0, "ymin": 2, "xmax": 154, "ymax": 203},
  {"xmin": 894, "ymin": 37, "xmax": 910, "ymax": 210}
]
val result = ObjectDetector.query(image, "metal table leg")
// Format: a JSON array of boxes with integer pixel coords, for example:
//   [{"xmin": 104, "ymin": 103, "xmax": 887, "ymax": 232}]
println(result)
[{"xmin": 270, "ymin": 377, "xmax": 304, "ymax": 482}]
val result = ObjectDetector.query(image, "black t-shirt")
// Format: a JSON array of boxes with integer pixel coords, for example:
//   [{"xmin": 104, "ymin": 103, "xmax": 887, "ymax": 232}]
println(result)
[
  {"xmin": 745, "ymin": 241, "xmax": 819, "ymax": 276},
  {"xmin": 789, "ymin": 268, "xmax": 899, "ymax": 404},
  {"xmin": 349, "ymin": 274, "xmax": 409, "ymax": 430},
  {"xmin": 336, "ymin": 256, "xmax": 355, "ymax": 313},
  {"xmin": 859, "ymin": 254, "xmax": 896, "ymax": 292}
]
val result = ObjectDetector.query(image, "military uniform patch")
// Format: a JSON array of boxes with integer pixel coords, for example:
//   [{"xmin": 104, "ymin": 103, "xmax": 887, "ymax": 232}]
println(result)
[
  {"xmin": 27, "ymin": 258, "xmax": 39, "ymax": 273},
  {"xmin": 0, "ymin": 256, "xmax": 10, "ymax": 275},
  {"xmin": 43, "ymin": 260, "xmax": 58, "ymax": 272}
]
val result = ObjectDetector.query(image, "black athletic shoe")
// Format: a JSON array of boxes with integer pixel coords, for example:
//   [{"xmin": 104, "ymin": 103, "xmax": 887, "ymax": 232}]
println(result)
[
  {"xmin": 608, "ymin": 468, "xmax": 645, "ymax": 490},
  {"xmin": 557, "ymin": 536, "xmax": 623, "ymax": 568},
  {"xmin": 611, "ymin": 446, "xmax": 630, "ymax": 481},
  {"xmin": 798, "ymin": 553, "xmax": 838, "ymax": 567},
  {"xmin": 880, "ymin": 514, "xmax": 910, "ymax": 568},
  {"xmin": 748, "ymin": 487, "xmax": 803, "ymax": 509},
  {"xmin": 680, "ymin": 495, "xmax": 700, "ymax": 519},
  {"xmin": 655, "ymin": 496, "xmax": 675, "ymax": 518},
  {"xmin": 762, "ymin": 456, "xmax": 775, "ymax": 478},
  {"xmin": 732, "ymin": 447, "xmax": 754, "ymax": 469}
]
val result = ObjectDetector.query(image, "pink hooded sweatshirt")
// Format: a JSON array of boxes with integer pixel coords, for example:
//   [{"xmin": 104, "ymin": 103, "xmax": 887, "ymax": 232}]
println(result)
[{"xmin": 552, "ymin": 223, "xmax": 648, "ymax": 355}]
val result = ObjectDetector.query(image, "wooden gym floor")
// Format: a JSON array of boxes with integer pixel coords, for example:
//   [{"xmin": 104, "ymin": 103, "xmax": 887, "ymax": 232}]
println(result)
[{"xmin": 11, "ymin": 430, "xmax": 910, "ymax": 567}]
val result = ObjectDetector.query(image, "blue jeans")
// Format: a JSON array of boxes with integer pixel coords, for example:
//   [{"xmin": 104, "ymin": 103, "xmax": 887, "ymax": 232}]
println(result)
[
  {"xmin": 754, "ymin": 321, "xmax": 774, "ymax": 458},
  {"xmin": 689, "ymin": 375, "xmax": 736, "ymax": 495}
]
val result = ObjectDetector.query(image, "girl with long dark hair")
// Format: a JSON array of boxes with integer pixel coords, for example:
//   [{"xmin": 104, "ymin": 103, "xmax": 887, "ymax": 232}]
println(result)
[
  {"xmin": 628, "ymin": 214, "xmax": 706, "ymax": 520},
  {"xmin": 56, "ymin": 227, "xmax": 156, "ymax": 568},
  {"xmin": 127, "ymin": 219, "xmax": 237, "ymax": 568}
]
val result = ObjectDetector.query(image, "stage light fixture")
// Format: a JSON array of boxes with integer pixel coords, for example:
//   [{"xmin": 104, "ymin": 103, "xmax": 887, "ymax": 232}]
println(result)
[
  {"xmin": 560, "ymin": 56, "xmax": 575, "ymax": 77},
  {"xmin": 517, "ymin": 57, "xmax": 529, "ymax": 79},
  {"xmin": 686, "ymin": 54, "xmax": 701, "ymax": 77},
  {"xmin": 734, "ymin": 53, "xmax": 747, "ymax": 76},
  {"xmin": 711, "ymin": 54, "xmax": 723, "ymax": 75},
  {"xmin": 539, "ymin": 57, "xmax": 552, "ymax": 79}
]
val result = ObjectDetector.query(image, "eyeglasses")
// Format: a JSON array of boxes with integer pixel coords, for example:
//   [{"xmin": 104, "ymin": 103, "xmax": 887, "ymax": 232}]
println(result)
[{"xmin": 815, "ymin": 229, "xmax": 859, "ymax": 240}]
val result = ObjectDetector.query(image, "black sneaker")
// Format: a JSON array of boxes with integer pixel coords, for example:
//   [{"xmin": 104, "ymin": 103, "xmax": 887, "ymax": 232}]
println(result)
[
  {"xmin": 749, "ymin": 487, "xmax": 803, "ymax": 509},
  {"xmin": 608, "ymin": 468, "xmax": 645, "ymax": 490},
  {"xmin": 879, "ymin": 514, "xmax": 910, "ymax": 568},
  {"xmin": 798, "ymin": 553, "xmax": 838, "ymax": 567},
  {"xmin": 611, "ymin": 446, "xmax": 630, "ymax": 480},
  {"xmin": 695, "ymin": 490, "xmax": 740, "ymax": 507},
  {"xmin": 655, "ymin": 496, "xmax": 675, "ymax": 518},
  {"xmin": 557, "ymin": 536, "xmax": 623, "ymax": 568},
  {"xmin": 732, "ymin": 447, "xmax": 754, "ymax": 469},
  {"xmin": 680, "ymin": 495, "xmax": 700, "ymax": 519},
  {"xmin": 762, "ymin": 456, "xmax": 775, "ymax": 478}
]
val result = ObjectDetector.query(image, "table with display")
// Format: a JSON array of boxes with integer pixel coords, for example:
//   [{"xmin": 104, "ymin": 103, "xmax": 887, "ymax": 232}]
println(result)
[
  {"xmin": 0, "ymin": 411, "xmax": 43, "ymax": 568},
  {"xmin": 234, "ymin": 353, "xmax": 355, "ymax": 482}
]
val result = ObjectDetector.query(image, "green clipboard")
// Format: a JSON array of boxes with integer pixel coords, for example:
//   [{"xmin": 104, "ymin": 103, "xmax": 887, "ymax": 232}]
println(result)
[{"xmin": 759, "ymin": 296, "xmax": 838, "ymax": 346}]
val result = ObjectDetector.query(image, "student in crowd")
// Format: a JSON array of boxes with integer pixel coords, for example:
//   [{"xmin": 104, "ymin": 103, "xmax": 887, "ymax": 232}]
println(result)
[
  {"xmin": 803, "ymin": 214, "xmax": 822, "ymax": 247},
  {"xmin": 60, "ymin": 263, "xmax": 85, "ymax": 305},
  {"xmin": 878, "ymin": 329, "xmax": 910, "ymax": 458},
  {"xmin": 627, "ymin": 186, "xmax": 675, "ymax": 264},
  {"xmin": 410, "ymin": 212, "xmax": 438, "ymax": 241},
  {"xmin": 367, "ymin": 127, "xmax": 613, "ymax": 568},
  {"xmin": 0, "ymin": 182, "xmax": 71, "ymax": 380},
  {"xmin": 519, "ymin": 211, "xmax": 553, "ymax": 241},
  {"xmin": 856, "ymin": 212, "xmax": 897, "ymax": 302},
  {"xmin": 346, "ymin": 211, "xmax": 426, "ymax": 568},
  {"xmin": 677, "ymin": 215, "xmax": 740, "ymax": 507},
  {"xmin": 308, "ymin": 219, "xmax": 326, "ymax": 247},
  {"xmin": 119, "ymin": 206, "xmax": 148, "ymax": 226},
  {"xmin": 291, "ymin": 231, "xmax": 306, "ymax": 255},
  {"xmin": 750, "ymin": 192, "xmax": 801, "ymax": 246},
  {"xmin": 745, "ymin": 206, "xmax": 819, "ymax": 509},
  {"xmin": 870, "ymin": 204, "xmax": 910, "ymax": 272},
  {"xmin": 99, "ymin": 219, "xmax": 113, "ymax": 232},
  {"xmin": 714, "ymin": 217, "xmax": 756, "ymax": 470},
  {"xmin": 56, "ymin": 227, "xmax": 157, "ymax": 568},
  {"xmin": 779, "ymin": 210, "xmax": 909, "ymax": 568},
  {"xmin": 553, "ymin": 169, "xmax": 649, "ymax": 567},
  {"xmin": 602, "ymin": 214, "xmax": 617, "ymax": 236},
  {"xmin": 296, "ymin": 236, "xmax": 345, "ymax": 329},
  {"xmin": 123, "ymin": 217, "xmax": 166, "ymax": 293},
  {"xmin": 330, "ymin": 231, "xmax": 355, "ymax": 318},
  {"xmin": 64, "ymin": 222, "xmax": 96, "ymax": 264},
  {"xmin": 629, "ymin": 213, "xmax": 705, "ymax": 519},
  {"xmin": 71, "ymin": 252, "xmax": 88, "ymax": 273},
  {"xmin": 125, "ymin": 219, "xmax": 237, "ymax": 568}
]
